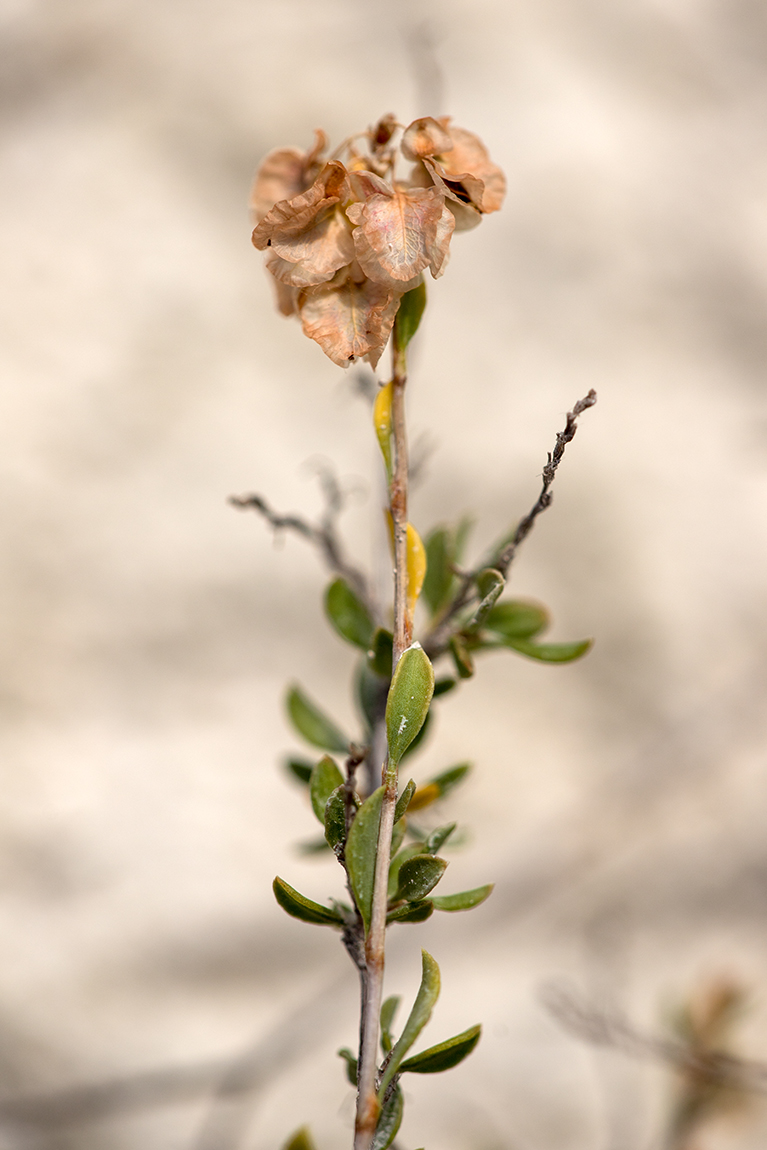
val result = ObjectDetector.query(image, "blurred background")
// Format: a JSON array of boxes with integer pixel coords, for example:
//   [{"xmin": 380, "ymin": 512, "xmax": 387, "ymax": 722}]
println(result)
[{"xmin": 2, "ymin": 0, "xmax": 767, "ymax": 1147}]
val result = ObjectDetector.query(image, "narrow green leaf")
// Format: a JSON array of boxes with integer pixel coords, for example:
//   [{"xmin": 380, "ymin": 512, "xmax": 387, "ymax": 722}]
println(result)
[
  {"xmin": 372, "ymin": 1084, "xmax": 404, "ymax": 1150},
  {"xmin": 430, "ymin": 762, "xmax": 471, "ymax": 798},
  {"xmin": 454, "ymin": 514, "xmax": 474, "ymax": 562},
  {"xmin": 381, "ymin": 995, "xmax": 400, "ymax": 1054},
  {"xmin": 386, "ymin": 644, "xmax": 435, "ymax": 766},
  {"xmin": 309, "ymin": 755, "xmax": 344, "ymax": 822},
  {"xmin": 431, "ymin": 884, "xmax": 494, "ymax": 912},
  {"xmin": 394, "ymin": 779, "xmax": 416, "ymax": 823},
  {"xmin": 286, "ymin": 685, "xmax": 349, "ymax": 753},
  {"xmin": 285, "ymin": 757, "xmax": 314, "ymax": 785},
  {"xmin": 449, "ymin": 635, "xmax": 474, "ymax": 680},
  {"xmin": 390, "ymin": 816, "xmax": 406, "ymax": 859},
  {"xmin": 394, "ymin": 854, "xmax": 448, "ymax": 902},
  {"xmin": 386, "ymin": 899, "xmax": 434, "ymax": 924},
  {"xmin": 400, "ymin": 1024, "xmax": 481, "ymax": 1074},
  {"xmin": 283, "ymin": 1127, "xmax": 317, "ymax": 1150},
  {"xmin": 346, "ymin": 785, "xmax": 384, "ymax": 934},
  {"xmin": 378, "ymin": 950, "xmax": 441, "ymax": 1097},
  {"xmin": 273, "ymin": 877, "xmax": 344, "ymax": 927},
  {"xmin": 468, "ymin": 568, "xmax": 505, "ymax": 629},
  {"xmin": 422, "ymin": 527, "xmax": 454, "ymax": 615},
  {"xmin": 324, "ymin": 784, "xmax": 351, "ymax": 853},
  {"xmin": 356, "ymin": 662, "xmax": 388, "ymax": 733},
  {"xmin": 503, "ymin": 637, "xmax": 593, "ymax": 663},
  {"xmin": 367, "ymin": 627, "xmax": 393, "ymax": 679},
  {"xmin": 400, "ymin": 706, "xmax": 432, "ymax": 760},
  {"xmin": 337, "ymin": 1047, "xmax": 358, "ymax": 1086},
  {"xmin": 388, "ymin": 841, "xmax": 426, "ymax": 899},
  {"xmin": 393, "ymin": 280, "xmax": 427, "ymax": 350},
  {"xmin": 483, "ymin": 600, "xmax": 549, "ymax": 641},
  {"xmin": 325, "ymin": 578, "xmax": 374, "ymax": 650},
  {"xmin": 433, "ymin": 676, "xmax": 457, "ymax": 698},
  {"xmin": 425, "ymin": 823, "xmax": 456, "ymax": 855}
]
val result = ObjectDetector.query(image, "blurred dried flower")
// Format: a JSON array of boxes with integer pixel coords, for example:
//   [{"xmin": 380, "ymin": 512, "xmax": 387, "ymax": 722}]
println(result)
[{"xmin": 250, "ymin": 116, "xmax": 505, "ymax": 368}]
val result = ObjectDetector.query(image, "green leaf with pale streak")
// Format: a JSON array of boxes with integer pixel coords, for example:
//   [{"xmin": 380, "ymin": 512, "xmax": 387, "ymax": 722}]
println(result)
[
  {"xmin": 285, "ymin": 757, "xmax": 314, "ymax": 785},
  {"xmin": 468, "ymin": 568, "xmax": 505, "ymax": 630},
  {"xmin": 309, "ymin": 755, "xmax": 344, "ymax": 822},
  {"xmin": 337, "ymin": 1047, "xmax": 357, "ymax": 1085},
  {"xmin": 367, "ymin": 628, "xmax": 393, "ymax": 679},
  {"xmin": 400, "ymin": 1024, "xmax": 481, "ymax": 1074},
  {"xmin": 386, "ymin": 899, "xmax": 434, "ymax": 924},
  {"xmin": 325, "ymin": 578, "xmax": 374, "ymax": 650},
  {"xmin": 324, "ymin": 785, "xmax": 351, "ymax": 853},
  {"xmin": 484, "ymin": 600, "xmax": 549, "ymax": 641},
  {"xmin": 504, "ymin": 637, "xmax": 593, "ymax": 663},
  {"xmin": 286, "ymin": 685, "xmax": 349, "ymax": 753},
  {"xmin": 394, "ymin": 854, "xmax": 448, "ymax": 902},
  {"xmin": 433, "ymin": 676, "xmax": 457, "ymax": 698},
  {"xmin": 388, "ymin": 841, "xmax": 426, "ymax": 899},
  {"xmin": 346, "ymin": 785, "xmax": 384, "ymax": 934},
  {"xmin": 378, "ymin": 950, "xmax": 441, "ymax": 1097},
  {"xmin": 394, "ymin": 779, "xmax": 416, "ymax": 823},
  {"xmin": 372, "ymin": 1084, "xmax": 404, "ymax": 1150},
  {"xmin": 283, "ymin": 1127, "xmax": 317, "ymax": 1150},
  {"xmin": 422, "ymin": 527, "xmax": 454, "ymax": 615},
  {"xmin": 380, "ymin": 995, "xmax": 400, "ymax": 1054},
  {"xmin": 386, "ymin": 644, "xmax": 435, "ymax": 766},
  {"xmin": 431, "ymin": 884, "xmax": 494, "ymax": 912},
  {"xmin": 273, "ymin": 877, "xmax": 344, "ymax": 927},
  {"xmin": 449, "ymin": 634, "xmax": 474, "ymax": 680},
  {"xmin": 400, "ymin": 707, "xmax": 432, "ymax": 760},
  {"xmin": 393, "ymin": 280, "xmax": 426, "ymax": 349},
  {"xmin": 425, "ymin": 823, "xmax": 456, "ymax": 854}
]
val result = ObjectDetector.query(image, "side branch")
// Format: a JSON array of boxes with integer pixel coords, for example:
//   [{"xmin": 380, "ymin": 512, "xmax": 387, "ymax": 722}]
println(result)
[{"xmin": 229, "ymin": 490, "xmax": 371, "ymax": 613}]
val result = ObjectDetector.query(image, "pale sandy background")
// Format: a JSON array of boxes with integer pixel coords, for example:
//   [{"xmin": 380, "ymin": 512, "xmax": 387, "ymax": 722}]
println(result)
[{"xmin": 2, "ymin": 0, "xmax": 767, "ymax": 1147}]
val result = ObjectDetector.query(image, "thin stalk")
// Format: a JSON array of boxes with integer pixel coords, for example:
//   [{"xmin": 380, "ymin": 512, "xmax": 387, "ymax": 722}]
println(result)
[{"xmin": 353, "ymin": 331, "xmax": 409, "ymax": 1150}]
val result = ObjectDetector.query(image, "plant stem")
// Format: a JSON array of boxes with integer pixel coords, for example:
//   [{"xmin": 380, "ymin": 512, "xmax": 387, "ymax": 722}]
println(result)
[{"xmin": 353, "ymin": 331, "xmax": 409, "ymax": 1150}]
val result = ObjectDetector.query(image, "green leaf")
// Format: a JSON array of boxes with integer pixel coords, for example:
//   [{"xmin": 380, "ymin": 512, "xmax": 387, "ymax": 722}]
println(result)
[
  {"xmin": 422, "ymin": 527, "xmax": 454, "ymax": 616},
  {"xmin": 483, "ymin": 600, "xmax": 549, "ymax": 641},
  {"xmin": 393, "ymin": 280, "xmax": 427, "ymax": 350},
  {"xmin": 285, "ymin": 757, "xmax": 314, "ymax": 785},
  {"xmin": 273, "ymin": 877, "xmax": 344, "ymax": 927},
  {"xmin": 400, "ymin": 706, "xmax": 432, "ymax": 761},
  {"xmin": 386, "ymin": 899, "xmax": 434, "ymax": 924},
  {"xmin": 394, "ymin": 854, "xmax": 448, "ymax": 902},
  {"xmin": 372, "ymin": 1084, "xmax": 404, "ymax": 1150},
  {"xmin": 381, "ymin": 995, "xmax": 400, "ymax": 1054},
  {"xmin": 356, "ymin": 661, "xmax": 389, "ymax": 734},
  {"xmin": 309, "ymin": 755, "xmax": 344, "ymax": 823},
  {"xmin": 431, "ymin": 884, "xmax": 494, "ymax": 912},
  {"xmin": 433, "ymin": 676, "xmax": 457, "ymax": 698},
  {"xmin": 324, "ymin": 784, "xmax": 351, "ymax": 853},
  {"xmin": 425, "ymin": 822, "xmax": 456, "ymax": 854},
  {"xmin": 390, "ymin": 816, "xmax": 406, "ymax": 859},
  {"xmin": 400, "ymin": 1024, "xmax": 481, "ymax": 1074},
  {"xmin": 367, "ymin": 628, "xmax": 393, "ymax": 679},
  {"xmin": 503, "ymin": 637, "xmax": 593, "ymax": 663},
  {"xmin": 386, "ymin": 644, "xmax": 435, "ymax": 766},
  {"xmin": 346, "ymin": 785, "xmax": 384, "ymax": 934},
  {"xmin": 449, "ymin": 634, "xmax": 474, "ymax": 679},
  {"xmin": 394, "ymin": 779, "xmax": 416, "ymax": 823},
  {"xmin": 283, "ymin": 1127, "xmax": 317, "ymax": 1150},
  {"xmin": 378, "ymin": 950, "xmax": 441, "ymax": 1097},
  {"xmin": 388, "ymin": 841, "xmax": 426, "ymax": 899},
  {"xmin": 325, "ymin": 578, "xmax": 374, "ymax": 650},
  {"xmin": 286, "ymin": 685, "xmax": 349, "ymax": 753},
  {"xmin": 430, "ymin": 762, "xmax": 471, "ymax": 799},
  {"xmin": 468, "ymin": 568, "xmax": 505, "ymax": 629},
  {"xmin": 337, "ymin": 1047, "xmax": 358, "ymax": 1085}
]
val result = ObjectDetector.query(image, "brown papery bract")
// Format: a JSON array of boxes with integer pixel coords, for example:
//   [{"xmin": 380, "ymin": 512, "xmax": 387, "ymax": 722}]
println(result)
[
  {"xmin": 298, "ymin": 269, "xmax": 399, "ymax": 369},
  {"xmin": 350, "ymin": 185, "xmax": 446, "ymax": 285},
  {"xmin": 251, "ymin": 162, "xmax": 349, "ymax": 248}
]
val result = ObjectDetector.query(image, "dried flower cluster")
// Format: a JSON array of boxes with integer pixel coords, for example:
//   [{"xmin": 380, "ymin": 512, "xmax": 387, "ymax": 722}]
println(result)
[{"xmin": 250, "ymin": 116, "xmax": 505, "ymax": 367}]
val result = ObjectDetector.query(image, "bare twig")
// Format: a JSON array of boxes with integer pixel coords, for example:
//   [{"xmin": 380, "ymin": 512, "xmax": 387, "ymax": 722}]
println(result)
[
  {"xmin": 229, "ymin": 479, "xmax": 371, "ymax": 614},
  {"xmin": 423, "ymin": 390, "xmax": 597, "ymax": 656}
]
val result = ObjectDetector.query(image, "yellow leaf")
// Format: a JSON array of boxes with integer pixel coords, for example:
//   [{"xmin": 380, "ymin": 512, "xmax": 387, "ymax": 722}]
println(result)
[
  {"xmin": 407, "ymin": 523, "xmax": 427, "ymax": 617},
  {"xmin": 373, "ymin": 383, "xmax": 393, "ymax": 479}
]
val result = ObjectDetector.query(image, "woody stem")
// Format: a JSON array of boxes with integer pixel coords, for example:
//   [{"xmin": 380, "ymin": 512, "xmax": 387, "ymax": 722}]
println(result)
[{"xmin": 353, "ymin": 331, "xmax": 409, "ymax": 1150}]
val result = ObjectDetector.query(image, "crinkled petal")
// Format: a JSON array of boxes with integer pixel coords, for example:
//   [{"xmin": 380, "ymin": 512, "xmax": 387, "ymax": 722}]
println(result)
[
  {"xmin": 352, "ymin": 185, "xmax": 445, "ymax": 285},
  {"xmin": 251, "ymin": 162, "xmax": 349, "ymax": 248},
  {"xmin": 401, "ymin": 117, "xmax": 454, "ymax": 161},
  {"xmin": 298, "ymin": 276, "xmax": 399, "ymax": 368},
  {"xmin": 432, "ymin": 123, "xmax": 506, "ymax": 213},
  {"xmin": 269, "ymin": 209, "xmax": 354, "ymax": 283},
  {"xmin": 428, "ymin": 205, "xmax": 456, "ymax": 278}
]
